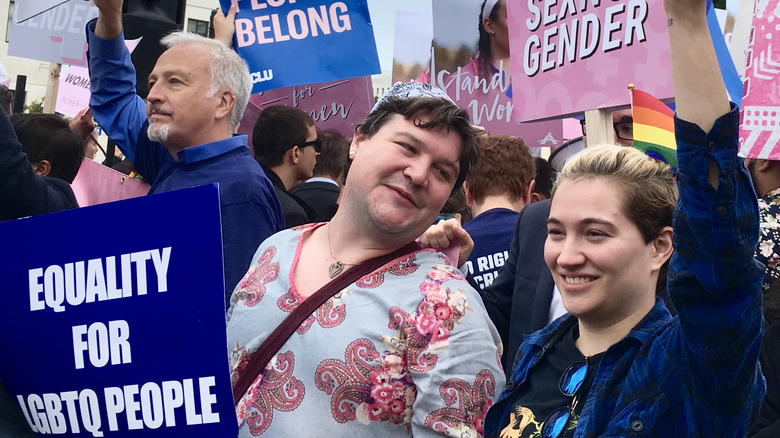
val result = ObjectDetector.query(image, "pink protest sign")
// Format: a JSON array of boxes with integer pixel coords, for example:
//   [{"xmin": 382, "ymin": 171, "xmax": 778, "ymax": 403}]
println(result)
[
  {"xmin": 739, "ymin": 0, "xmax": 780, "ymax": 159},
  {"xmin": 55, "ymin": 38, "xmax": 141, "ymax": 117},
  {"xmin": 239, "ymin": 77, "xmax": 374, "ymax": 152},
  {"xmin": 71, "ymin": 158, "xmax": 150, "ymax": 207},
  {"xmin": 507, "ymin": 0, "xmax": 674, "ymax": 122},
  {"xmin": 54, "ymin": 65, "xmax": 87, "ymax": 118},
  {"xmin": 431, "ymin": 0, "xmax": 562, "ymax": 152}
]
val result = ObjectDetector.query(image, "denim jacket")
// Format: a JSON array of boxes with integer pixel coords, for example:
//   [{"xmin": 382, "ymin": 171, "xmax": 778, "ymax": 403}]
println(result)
[{"xmin": 484, "ymin": 105, "xmax": 766, "ymax": 437}]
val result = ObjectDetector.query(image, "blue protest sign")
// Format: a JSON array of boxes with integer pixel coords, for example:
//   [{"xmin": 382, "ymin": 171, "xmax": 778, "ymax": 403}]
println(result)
[
  {"xmin": 706, "ymin": 2, "xmax": 743, "ymax": 107},
  {"xmin": 220, "ymin": 0, "xmax": 381, "ymax": 94},
  {"xmin": 0, "ymin": 185, "xmax": 238, "ymax": 437}
]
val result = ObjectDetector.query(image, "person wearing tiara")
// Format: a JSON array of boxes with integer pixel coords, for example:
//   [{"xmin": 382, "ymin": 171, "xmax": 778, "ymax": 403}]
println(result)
[{"xmin": 226, "ymin": 82, "xmax": 505, "ymax": 437}]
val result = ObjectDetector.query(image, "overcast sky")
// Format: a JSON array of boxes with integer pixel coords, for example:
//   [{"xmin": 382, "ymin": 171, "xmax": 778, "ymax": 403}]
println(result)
[{"xmin": 366, "ymin": 0, "xmax": 431, "ymax": 70}]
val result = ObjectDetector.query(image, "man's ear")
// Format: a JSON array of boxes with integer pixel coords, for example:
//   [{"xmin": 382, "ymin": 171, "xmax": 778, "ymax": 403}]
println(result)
[
  {"xmin": 650, "ymin": 226, "xmax": 674, "ymax": 271},
  {"xmin": 215, "ymin": 89, "xmax": 235, "ymax": 123},
  {"xmin": 463, "ymin": 181, "xmax": 474, "ymax": 208},
  {"xmin": 522, "ymin": 180, "xmax": 535, "ymax": 205},
  {"xmin": 288, "ymin": 146, "xmax": 301, "ymax": 165},
  {"xmin": 349, "ymin": 130, "xmax": 367, "ymax": 159},
  {"xmin": 759, "ymin": 159, "xmax": 773, "ymax": 172},
  {"xmin": 32, "ymin": 160, "xmax": 51, "ymax": 177}
]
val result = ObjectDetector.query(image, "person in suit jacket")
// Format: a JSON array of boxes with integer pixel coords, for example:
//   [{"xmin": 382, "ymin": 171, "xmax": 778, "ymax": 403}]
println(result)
[
  {"xmin": 480, "ymin": 199, "xmax": 555, "ymax": 372},
  {"xmin": 295, "ymin": 130, "xmax": 349, "ymax": 222}
]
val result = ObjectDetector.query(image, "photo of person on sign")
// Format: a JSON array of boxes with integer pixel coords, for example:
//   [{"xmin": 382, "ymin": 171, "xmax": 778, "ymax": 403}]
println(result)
[
  {"xmin": 465, "ymin": 0, "xmax": 511, "ymax": 97},
  {"xmin": 431, "ymin": 0, "xmax": 562, "ymax": 152}
]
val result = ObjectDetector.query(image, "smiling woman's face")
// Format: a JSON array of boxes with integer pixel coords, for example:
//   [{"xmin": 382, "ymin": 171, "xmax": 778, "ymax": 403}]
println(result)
[{"xmin": 544, "ymin": 177, "xmax": 663, "ymax": 327}]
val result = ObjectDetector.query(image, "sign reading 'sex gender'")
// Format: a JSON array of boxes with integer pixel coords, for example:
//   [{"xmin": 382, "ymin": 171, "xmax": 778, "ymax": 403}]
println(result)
[
  {"xmin": 220, "ymin": 0, "xmax": 381, "ymax": 94},
  {"xmin": 507, "ymin": 0, "xmax": 674, "ymax": 122},
  {"xmin": 0, "ymin": 185, "xmax": 238, "ymax": 437}
]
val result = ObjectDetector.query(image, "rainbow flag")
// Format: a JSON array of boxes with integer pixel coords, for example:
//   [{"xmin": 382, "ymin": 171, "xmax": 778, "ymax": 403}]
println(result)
[{"xmin": 631, "ymin": 87, "xmax": 677, "ymax": 167}]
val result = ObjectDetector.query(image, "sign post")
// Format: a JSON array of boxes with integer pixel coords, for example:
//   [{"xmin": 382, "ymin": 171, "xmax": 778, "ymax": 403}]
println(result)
[
  {"xmin": 584, "ymin": 109, "xmax": 614, "ymax": 146},
  {"xmin": 43, "ymin": 63, "xmax": 62, "ymax": 114}
]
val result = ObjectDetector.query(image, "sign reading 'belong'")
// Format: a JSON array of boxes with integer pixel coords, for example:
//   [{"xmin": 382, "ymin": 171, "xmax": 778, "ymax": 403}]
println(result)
[{"xmin": 220, "ymin": 0, "xmax": 381, "ymax": 94}]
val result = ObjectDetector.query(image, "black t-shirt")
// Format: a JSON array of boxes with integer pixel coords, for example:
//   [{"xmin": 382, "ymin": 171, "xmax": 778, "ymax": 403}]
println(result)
[{"xmin": 498, "ymin": 324, "xmax": 603, "ymax": 438}]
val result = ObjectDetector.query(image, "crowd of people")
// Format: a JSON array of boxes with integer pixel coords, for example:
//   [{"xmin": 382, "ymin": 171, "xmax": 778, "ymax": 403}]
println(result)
[{"xmin": 1, "ymin": 0, "xmax": 778, "ymax": 436}]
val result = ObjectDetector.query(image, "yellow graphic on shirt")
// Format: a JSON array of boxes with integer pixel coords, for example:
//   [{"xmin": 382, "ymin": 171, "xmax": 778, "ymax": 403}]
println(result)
[
  {"xmin": 499, "ymin": 407, "xmax": 541, "ymax": 438},
  {"xmin": 499, "ymin": 406, "xmax": 578, "ymax": 438}
]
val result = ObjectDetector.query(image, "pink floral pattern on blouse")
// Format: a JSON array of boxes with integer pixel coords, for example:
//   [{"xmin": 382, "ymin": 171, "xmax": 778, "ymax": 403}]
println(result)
[{"xmin": 227, "ymin": 225, "xmax": 505, "ymax": 437}]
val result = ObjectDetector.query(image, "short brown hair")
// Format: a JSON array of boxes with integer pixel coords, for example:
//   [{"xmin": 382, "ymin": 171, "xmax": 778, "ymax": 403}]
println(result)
[
  {"xmin": 553, "ymin": 145, "xmax": 677, "ymax": 244},
  {"xmin": 313, "ymin": 130, "xmax": 349, "ymax": 179},
  {"xmin": 356, "ymin": 96, "xmax": 478, "ymax": 194},
  {"xmin": 466, "ymin": 135, "xmax": 535, "ymax": 204},
  {"xmin": 253, "ymin": 105, "xmax": 315, "ymax": 168}
]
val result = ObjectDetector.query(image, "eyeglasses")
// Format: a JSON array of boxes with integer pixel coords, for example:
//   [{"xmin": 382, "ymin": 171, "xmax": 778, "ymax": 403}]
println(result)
[
  {"xmin": 540, "ymin": 360, "xmax": 588, "ymax": 438},
  {"xmin": 299, "ymin": 139, "xmax": 322, "ymax": 153},
  {"xmin": 579, "ymin": 119, "xmax": 634, "ymax": 141}
]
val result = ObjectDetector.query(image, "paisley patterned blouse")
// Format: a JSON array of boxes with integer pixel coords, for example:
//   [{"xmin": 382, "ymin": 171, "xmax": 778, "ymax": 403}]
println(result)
[
  {"xmin": 226, "ymin": 223, "xmax": 505, "ymax": 437},
  {"xmin": 757, "ymin": 188, "xmax": 780, "ymax": 289}
]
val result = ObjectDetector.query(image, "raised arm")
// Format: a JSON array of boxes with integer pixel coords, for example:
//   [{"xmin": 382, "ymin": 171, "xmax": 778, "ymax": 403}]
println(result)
[
  {"xmin": 664, "ymin": 0, "xmax": 765, "ymax": 425},
  {"xmin": 93, "ymin": 0, "xmax": 123, "ymax": 39},
  {"xmin": 86, "ymin": 0, "xmax": 149, "ymax": 164},
  {"xmin": 665, "ymin": 0, "xmax": 729, "ymax": 189},
  {"xmin": 665, "ymin": 0, "xmax": 730, "ymax": 131}
]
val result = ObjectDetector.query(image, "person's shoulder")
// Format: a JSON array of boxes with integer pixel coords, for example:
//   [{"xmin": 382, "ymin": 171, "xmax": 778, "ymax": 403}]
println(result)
[
  {"xmin": 413, "ymin": 250, "xmax": 472, "ymax": 283},
  {"xmin": 274, "ymin": 186, "xmax": 302, "ymax": 206},
  {"xmin": 215, "ymin": 150, "xmax": 274, "ymax": 188},
  {"xmin": 514, "ymin": 200, "xmax": 551, "ymax": 227},
  {"xmin": 218, "ymin": 146, "xmax": 261, "ymax": 171},
  {"xmin": 44, "ymin": 177, "xmax": 79, "ymax": 211},
  {"xmin": 260, "ymin": 225, "xmax": 304, "ymax": 247},
  {"xmin": 411, "ymin": 251, "xmax": 489, "ymax": 299},
  {"xmin": 522, "ymin": 199, "xmax": 551, "ymax": 216},
  {"xmin": 297, "ymin": 181, "xmax": 340, "ymax": 195}
]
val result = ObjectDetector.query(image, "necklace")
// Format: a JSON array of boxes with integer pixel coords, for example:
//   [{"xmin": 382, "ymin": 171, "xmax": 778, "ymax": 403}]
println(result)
[{"xmin": 327, "ymin": 225, "xmax": 356, "ymax": 278}]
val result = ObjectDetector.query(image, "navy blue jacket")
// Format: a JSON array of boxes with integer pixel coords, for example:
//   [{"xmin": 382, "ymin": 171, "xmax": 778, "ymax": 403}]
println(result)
[{"xmin": 486, "ymin": 106, "xmax": 765, "ymax": 437}]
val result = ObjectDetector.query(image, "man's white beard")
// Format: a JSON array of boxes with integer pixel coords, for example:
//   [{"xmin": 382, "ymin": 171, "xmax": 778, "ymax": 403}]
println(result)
[{"xmin": 147, "ymin": 122, "xmax": 169, "ymax": 143}]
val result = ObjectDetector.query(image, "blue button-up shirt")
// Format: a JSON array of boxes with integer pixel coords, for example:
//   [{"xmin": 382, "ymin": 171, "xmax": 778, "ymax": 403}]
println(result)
[
  {"xmin": 485, "ymin": 105, "xmax": 766, "ymax": 437},
  {"xmin": 85, "ymin": 20, "xmax": 284, "ymax": 305}
]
